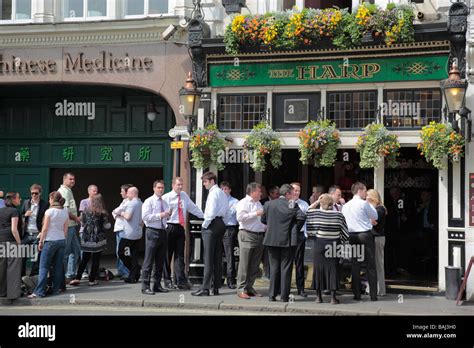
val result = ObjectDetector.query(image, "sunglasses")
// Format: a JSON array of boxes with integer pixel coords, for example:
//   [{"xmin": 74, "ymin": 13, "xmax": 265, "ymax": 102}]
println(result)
[{"xmin": 31, "ymin": 192, "xmax": 40, "ymax": 195}]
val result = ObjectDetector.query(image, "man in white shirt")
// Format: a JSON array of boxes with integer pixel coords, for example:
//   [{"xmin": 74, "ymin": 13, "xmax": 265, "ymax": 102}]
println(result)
[
  {"xmin": 220, "ymin": 181, "xmax": 240, "ymax": 289},
  {"xmin": 116, "ymin": 187, "xmax": 143, "ymax": 284},
  {"xmin": 112, "ymin": 184, "xmax": 133, "ymax": 279},
  {"xmin": 162, "ymin": 177, "xmax": 204, "ymax": 289},
  {"xmin": 342, "ymin": 182, "xmax": 378, "ymax": 301},
  {"xmin": 235, "ymin": 182, "xmax": 266, "ymax": 299},
  {"xmin": 141, "ymin": 180, "xmax": 171, "ymax": 295},
  {"xmin": 291, "ymin": 182, "xmax": 309, "ymax": 298},
  {"xmin": 192, "ymin": 172, "xmax": 227, "ymax": 296}
]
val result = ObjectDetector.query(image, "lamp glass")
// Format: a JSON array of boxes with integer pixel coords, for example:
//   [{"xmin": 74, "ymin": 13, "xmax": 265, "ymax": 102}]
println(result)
[
  {"xmin": 444, "ymin": 86, "xmax": 466, "ymax": 113},
  {"xmin": 147, "ymin": 111, "xmax": 157, "ymax": 122}
]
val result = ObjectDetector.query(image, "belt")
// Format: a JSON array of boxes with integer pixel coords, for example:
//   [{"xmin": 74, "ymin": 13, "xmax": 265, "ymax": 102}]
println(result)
[
  {"xmin": 27, "ymin": 231, "xmax": 39, "ymax": 236},
  {"xmin": 350, "ymin": 230, "xmax": 372, "ymax": 234},
  {"xmin": 240, "ymin": 229, "xmax": 265, "ymax": 234},
  {"xmin": 146, "ymin": 226, "xmax": 165, "ymax": 231}
]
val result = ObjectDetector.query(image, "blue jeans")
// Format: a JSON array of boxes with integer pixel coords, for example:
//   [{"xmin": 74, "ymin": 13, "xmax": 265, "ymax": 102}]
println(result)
[
  {"xmin": 116, "ymin": 231, "xmax": 129, "ymax": 277},
  {"xmin": 34, "ymin": 239, "xmax": 66, "ymax": 296},
  {"xmin": 63, "ymin": 226, "xmax": 81, "ymax": 278}
]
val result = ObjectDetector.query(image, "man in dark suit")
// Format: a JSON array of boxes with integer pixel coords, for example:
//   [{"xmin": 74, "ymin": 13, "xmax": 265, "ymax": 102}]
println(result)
[
  {"xmin": 261, "ymin": 184, "xmax": 306, "ymax": 302},
  {"xmin": 21, "ymin": 184, "xmax": 48, "ymax": 276}
]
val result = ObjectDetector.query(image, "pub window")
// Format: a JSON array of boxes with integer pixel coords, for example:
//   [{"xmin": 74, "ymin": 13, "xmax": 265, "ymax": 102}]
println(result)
[
  {"xmin": 383, "ymin": 89, "xmax": 442, "ymax": 128},
  {"xmin": 218, "ymin": 94, "xmax": 267, "ymax": 131},
  {"xmin": 125, "ymin": 0, "xmax": 169, "ymax": 17},
  {"xmin": 328, "ymin": 91, "xmax": 377, "ymax": 129},
  {"xmin": 64, "ymin": 0, "xmax": 107, "ymax": 19},
  {"xmin": 283, "ymin": 0, "xmax": 351, "ymax": 11},
  {"xmin": 0, "ymin": 0, "xmax": 31, "ymax": 22}
]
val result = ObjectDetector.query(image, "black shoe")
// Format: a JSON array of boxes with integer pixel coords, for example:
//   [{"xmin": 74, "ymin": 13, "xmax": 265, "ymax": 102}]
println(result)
[
  {"xmin": 370, "ymin": 297, "xmax": 378, "ymax": 301},
  {"xmin": 177, "ymin": 283, "xmax": 191, "ymax": 290},
  {"xmin": 153, "ymin": 287, "xmax": 169, "ymax": 293},
  {"xmin": 280, "ymin": 298, "xmax": 289, "ymax": 303},
  {"xmin": 142, "ymin": 289, "xmax": 155, "ymax": 295},
  {"xmin": 124, "ymin": 278, "xmax": 137, "ymax": 284},
  {"xmin": 227, "ymin": 280, "xmax": 236, "ymax": 289},
  {"xmin": 191, "ymin": 289, "xmax": 210, "ymax": 296},
  {"xmin": 269, "ymin": 296, "xmax": 276, "ymax": 302},
  {"xmin": 323, "ymin": 290, "xmax": 331, "ymax": 295},
  {"xmin": 298, "ymin": 290, "xmax": 307, "ymax": 298},
  {"xmin": 353, "ymin": 296, "xmax": 361, "ymax": 301},
  {"xmin": 212, "ymin": 288, "xmax": 219, "ymax": 295}
]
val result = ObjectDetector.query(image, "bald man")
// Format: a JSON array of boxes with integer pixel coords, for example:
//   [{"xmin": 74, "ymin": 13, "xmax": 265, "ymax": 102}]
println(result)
[{"xmin": 117, "ymin": 187, "xmax": 143, "ymax": 283}]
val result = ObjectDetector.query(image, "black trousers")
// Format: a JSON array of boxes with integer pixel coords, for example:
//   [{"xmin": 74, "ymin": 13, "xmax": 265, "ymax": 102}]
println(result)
[
  {"xmin": 267, "ymin": 246, "xmax": 296, "ymax": 301},
  {"xmin": 201, "ymin": 217, "xmax": 226, "ymax": 291},
  {"xmin": 223, "ymin": 225, "xmax": 239, "ymax": 281},
  {"xmin": 294, "ymin": 234, "xmax": 306, "ymax": 292},
  {"xmin": 163, "ymin": 224, "xmax": 187, "ymax": 286},
  {"xmin": 118, "ymin": 238, "xmax": 140, "ymax": 282},
  {"xmin": 349, "ymin": 231, "xmax": 377, "ymax": 299},
  {"xmin": 142, "ymin": 228, "xmax": 167, "ymax": 290},
  {"xmin": 75, "ymin": 251, "xmax": 101, "ymax": 282}
]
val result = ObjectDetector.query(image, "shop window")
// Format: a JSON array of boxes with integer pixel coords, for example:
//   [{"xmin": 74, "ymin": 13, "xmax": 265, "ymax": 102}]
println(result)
[
  {"xmin": 218, "ymin": 94, "xmax": 267, "ymax": 131},
  {"xmin": 0, "ymin": 0, "xmax": 31, "ymax": 22},
  {"xmin": 64, "ymin": 0, "xmax": 107, "ymax": 19},
  {"xmin": 283, "ymin": 0, "xmax": 351, "ymax": 11},
  {"xmin": 328, "ymin": 91, "xmax": 376, "ymax": 129},
  {"xmin": 125, "ymin": 0, "xmax": 168, "ymax": 17},
  {"xmin": 383, "ymin": 89, "xmax": 442, "ymax": 128}
]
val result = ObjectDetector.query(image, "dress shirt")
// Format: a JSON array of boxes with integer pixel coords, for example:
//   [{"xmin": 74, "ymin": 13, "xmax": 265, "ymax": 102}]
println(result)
[
  {"xmin": 296, "ymin": 198, "xmax": 309, "ymax": 236},
  {"xmin": 341, "ymin": 195, "xmax": 378, "ymax": 233},
  {"xmin": 224, "ymin": 195, "xmax": 239, "ymax": 226},
  {"xmin": 202, "ymin": 185, "xmax": 228, "ymax": 229},
  {"xmin": 162, "ymin": 190, "xmax": 204, "ymax": 224},
  {"xmin": 236, "ymin": 195, "xmax": 266, "ymax": 232},
  {"xmin": 26, "ymin": 201, "xmax": 39, "ymax": 233},
  {"xmin": 142, "ymin": 194, "xmax": 169, "ymax": 229},
  {"xmin": 112, "ymin": 198, "xmax": 128, "ymax": 232}
]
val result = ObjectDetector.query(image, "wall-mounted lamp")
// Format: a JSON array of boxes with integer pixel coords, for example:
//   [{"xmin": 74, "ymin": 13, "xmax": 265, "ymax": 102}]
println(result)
[{"xmin": 147, "ymin": 102, "xmax": 159, "ymax": 122}]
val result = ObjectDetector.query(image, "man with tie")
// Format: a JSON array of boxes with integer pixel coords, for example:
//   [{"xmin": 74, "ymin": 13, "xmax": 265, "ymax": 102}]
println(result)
[
  {"xmin": 329, "ymin": 185, "xmax": 345, "ymax": 212},
  {"xmin": 162, "ymin": 177, "xmax": 204, "ymax": 289},
  {"xmin": 141, "ymin": 180, "xmax": 171, "ymax": 295},
  {"xmin": 192, "ymin": 172, "xmax": 228, "ymax": 296}
]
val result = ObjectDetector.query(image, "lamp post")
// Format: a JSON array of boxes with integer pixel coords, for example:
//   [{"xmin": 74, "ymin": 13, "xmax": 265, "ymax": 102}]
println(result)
[{"xmin": 179, "ymin": 72, "xmax": 202, "ymax": 135}]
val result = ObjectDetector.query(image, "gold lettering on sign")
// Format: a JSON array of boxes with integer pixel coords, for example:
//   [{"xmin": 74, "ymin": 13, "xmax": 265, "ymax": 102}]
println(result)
[
  {"xmin": 268, "ymin": 69, "xmax": 295, "ymax": 79},
  {"xmin": 0, "ymin": 54, "xmax": 57, "ymax": 74},
  {"xmin": 64, "ymin": 51, "xmax": 153, "ymax": 73}
]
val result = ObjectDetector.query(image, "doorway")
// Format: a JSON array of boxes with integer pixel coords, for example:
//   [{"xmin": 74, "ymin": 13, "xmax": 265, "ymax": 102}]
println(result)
[
  {"xmin": 50, "ymin": 167, "xmax": 164, "ymax": 255},
  {"xmin": 384, "ymin": 148, "xmax": 438, "ymax": 289}
]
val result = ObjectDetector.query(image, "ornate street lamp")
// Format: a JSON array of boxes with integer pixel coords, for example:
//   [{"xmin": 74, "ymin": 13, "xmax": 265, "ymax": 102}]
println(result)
[
  {"xmin": 179, "ymin": 72, "xmax": 202, "ymax": 134},
  {"xmin": 441, "ymin": 61, "xmax": 468, "ymax": 115}
]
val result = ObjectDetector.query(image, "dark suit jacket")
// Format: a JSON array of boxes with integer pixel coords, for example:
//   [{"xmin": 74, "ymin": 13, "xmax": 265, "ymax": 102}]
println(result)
[
  {"xmin": 21, "ymin": 199, "xmax": 48, "ymax": 235},
  {"xmin": 261, "ymin": 197, "xmax": 306, "ymax": 248}
]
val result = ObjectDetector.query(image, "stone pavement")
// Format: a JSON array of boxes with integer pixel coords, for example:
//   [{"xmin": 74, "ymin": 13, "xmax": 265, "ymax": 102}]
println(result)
[{"xmin": 1, "ymin": 278, "xmax": 473, "ymax": 316}]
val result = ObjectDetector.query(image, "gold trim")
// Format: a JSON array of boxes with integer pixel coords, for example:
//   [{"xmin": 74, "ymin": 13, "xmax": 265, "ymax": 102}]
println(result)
[
  {"xmin": 209, "ymin": 50, "xmax": 450, "ymax": 65},
  {"xmin": 208, "ymin": 40, "xmax": 450, "ymax": 60}
]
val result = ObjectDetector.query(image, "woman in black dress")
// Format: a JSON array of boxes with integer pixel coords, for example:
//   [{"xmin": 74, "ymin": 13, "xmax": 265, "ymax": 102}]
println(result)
[{"xmin": 307, "ymin": 194, "xmax": 349, "ymax": 304}]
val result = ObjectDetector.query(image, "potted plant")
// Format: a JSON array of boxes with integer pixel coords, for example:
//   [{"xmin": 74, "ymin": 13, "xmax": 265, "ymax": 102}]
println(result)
[
  {"xmin": 356, "ymin": 123, "xmax": 401, "ymax": 168},
  {"xmin": 418, "ymin": 122, "xmax": 465, "ymax": 170},
  {"xmin": 243, "ymin": 121, "xmax": 282, "ymax": 172},
  {"xmin": 298, "ymin": 120, "xmax": 340, "ymax": 167},
  {"xmin": 189, "ymin": 124, "xmax": 226, "ymax": 170}
]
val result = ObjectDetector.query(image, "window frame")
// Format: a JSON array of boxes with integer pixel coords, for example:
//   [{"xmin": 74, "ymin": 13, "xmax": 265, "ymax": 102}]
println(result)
[
  {"xmin": 327, "ymin": 89, "xmax": 377, "ymax": 130},
  {"xmin": 123, "ymin": 0, "xmax": 171, "ymax": 19},
  {"xmin": 0, "ymin": 0, "xmax": 33, "ymax": 24},
  {"xmin": 63, "ymin": 0, "xmax": 109, "ymax": 22},
  {"xmin": 383, "ymin": 88, "xmax": 442, "ymax": 130},
  {"xmin": 217, "ymin": 93, "xmax": 268, "ymax": 132}
]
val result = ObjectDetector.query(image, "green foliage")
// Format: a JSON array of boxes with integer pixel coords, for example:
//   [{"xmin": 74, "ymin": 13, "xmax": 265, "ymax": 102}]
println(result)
[
  {"xmin": 298, "ymin": 120, "xmax": 341, "ymax": 167},
  {"xmin": 243, "ymin": 122, "xmax": 282, "ymax": 172},
  {"xmin": 356, "ymin": 123, "xmax": 401, "ymax": 169},
  {"xmin": 189, "ymin": 124, "xmax": 226, "ymax": 170}
]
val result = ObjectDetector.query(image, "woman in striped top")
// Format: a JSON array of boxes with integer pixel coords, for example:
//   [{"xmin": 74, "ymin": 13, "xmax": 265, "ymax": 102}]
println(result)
[{"xmin": 307, "ymin": 194, "xmax": 349, "ymax": 304}]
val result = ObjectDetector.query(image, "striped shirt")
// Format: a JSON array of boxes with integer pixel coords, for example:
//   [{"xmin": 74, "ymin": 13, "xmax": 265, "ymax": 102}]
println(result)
[{"xmin": 306, "ymin": 208, "xmax": 349, "ymax": 243}]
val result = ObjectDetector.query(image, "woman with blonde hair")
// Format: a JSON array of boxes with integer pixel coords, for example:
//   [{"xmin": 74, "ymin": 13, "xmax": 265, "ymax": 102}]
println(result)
[{"xmin": 367, "ymin": 189, "xmax": 387, "ymax": 296}]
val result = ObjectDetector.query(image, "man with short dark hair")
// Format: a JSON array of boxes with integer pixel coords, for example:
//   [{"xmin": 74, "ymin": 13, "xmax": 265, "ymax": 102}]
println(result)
[
  {"xmin": 220, "ymin": 181, "xmax": 239, "ymax": 289},
  {"xmin": 141, "ymin": 180, "xmax": 171, "ymax": 295},
  {"xmin": 342, "ymin": 182, "xmax": 378, "ymax": 301},
  {"xmin": 309, "ymin": 185, "xmax": 325, "ymax": 204},
  {"xmin": 235, "ymin": 182, "xmax": 266, "ymax": 299},
  {"xmin": 192, "ymin": 172, "xmax": 227, "ymax": 296},
  {"xmin": 262, "ymin": 184, "xmax": 306, "ymax": 302},
  {"xmin": 328, "ymin": 185, "xmax": 345, "ymax": 212}
]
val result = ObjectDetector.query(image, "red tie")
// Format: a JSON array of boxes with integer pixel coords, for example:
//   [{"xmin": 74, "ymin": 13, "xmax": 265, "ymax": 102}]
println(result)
[{"xmin": 178, "ymin": 193, "xmax": 185, "ymax": 227}]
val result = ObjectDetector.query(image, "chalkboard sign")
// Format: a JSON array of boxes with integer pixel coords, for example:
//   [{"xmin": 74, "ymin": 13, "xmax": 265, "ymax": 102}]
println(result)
[{"xmin": 284, "ymin": 99, "xmax": 309, "ymax": 124}]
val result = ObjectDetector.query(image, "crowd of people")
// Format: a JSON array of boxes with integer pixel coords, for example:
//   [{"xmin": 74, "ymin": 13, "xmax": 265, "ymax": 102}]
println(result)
[{"xmin": 0, "ymin": 172, "xmax": 389, "ymax": 304}]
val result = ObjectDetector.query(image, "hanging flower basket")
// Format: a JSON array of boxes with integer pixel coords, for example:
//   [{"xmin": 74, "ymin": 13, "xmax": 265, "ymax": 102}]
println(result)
[
  {"xmin": 417, "ymin": 121, "xmax": 465, "ymax": 170},
  {"xmin": 243, "ymin": 121, "xmax": 282, "ymax": 172},
  {"xmin": 298, "ymin": 120, "xmax": 340, "ymax": 167},
  {"xmin": 356, "ymin": 123, "xmax": 400, "ymax": 169},
  {"xmin": 189, "ymin": 124, "xmax": 226, "ymax": 170}
]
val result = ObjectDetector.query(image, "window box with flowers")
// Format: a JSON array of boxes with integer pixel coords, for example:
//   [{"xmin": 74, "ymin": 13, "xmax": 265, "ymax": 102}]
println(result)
[
  {"xmin": 298, "ymin": 120, "xmax": 340, "ymax": 167},
  {"xmin": 417, "ymin": 122, "xmax": 465, "ymax": 170},
  {"xmin": 189, "ymin": 124, "xmax": 226, "ymax": 170},
  {"xmin": 243, "ymin": 122, "xmax": 282, "ymax": 172},
  {"xmin": 224, "ymin": 4, "xmax": 414, "ymax": 55},
  {"xmin": 356, "ymin": 123, "xmax": 401, "ymax": 169}
]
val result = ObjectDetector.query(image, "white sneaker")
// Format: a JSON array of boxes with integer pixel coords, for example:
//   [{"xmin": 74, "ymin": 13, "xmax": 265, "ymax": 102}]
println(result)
[{"xmin": 82, "ymin": 272, "xmax": 89, "ymax": 279}]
